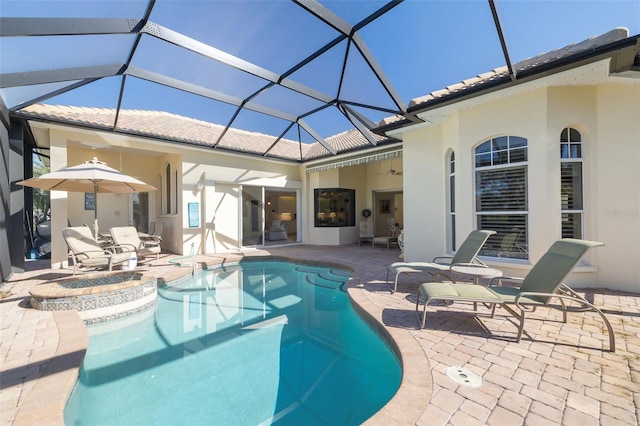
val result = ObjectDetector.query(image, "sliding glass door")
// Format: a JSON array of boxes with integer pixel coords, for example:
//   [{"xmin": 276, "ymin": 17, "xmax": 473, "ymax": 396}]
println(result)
[{"xmin": 241, "ymin": 186, "xmax": 299, "ymax": 247}]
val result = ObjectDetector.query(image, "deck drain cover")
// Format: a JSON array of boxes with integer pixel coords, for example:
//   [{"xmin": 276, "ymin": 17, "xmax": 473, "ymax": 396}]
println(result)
[{"xmin": 445, "ymin": 366, "xmax": 482, "ymax": 388}]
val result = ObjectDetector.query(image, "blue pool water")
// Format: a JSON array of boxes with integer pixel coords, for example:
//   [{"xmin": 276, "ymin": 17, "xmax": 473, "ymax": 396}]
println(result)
[{"xmin": 65, "ymin": 261, "xmax": 401, "ymax": 425}]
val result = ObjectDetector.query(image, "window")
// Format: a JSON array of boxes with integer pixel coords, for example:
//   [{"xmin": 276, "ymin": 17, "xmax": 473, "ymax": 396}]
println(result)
[
  {"xmin": 314, "ymin": 188, "xmax": 355, "ymax": 227},
  {"xmin": 165, "ymin": 163, "xmax": 171, "ymax": 214},
  {"xmin": 162, "ymin": 162, "xmax": 179, "ymax": 215},
  {"xmin": 447, "ymin": 151, "xmax": 456, "ymax": 251},
  {"xmin": 561, "ymin": 127, "xmax": 583, "ymax": 238},
  {"xmin": 475, "ymin": 136, "xmax": 528, "ymax": 259}
]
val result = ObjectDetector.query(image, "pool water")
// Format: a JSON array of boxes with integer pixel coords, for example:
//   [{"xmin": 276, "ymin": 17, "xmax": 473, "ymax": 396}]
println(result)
[{"xmin": 65, "ymin": 261, "xmax": 401, "ymax": 425}]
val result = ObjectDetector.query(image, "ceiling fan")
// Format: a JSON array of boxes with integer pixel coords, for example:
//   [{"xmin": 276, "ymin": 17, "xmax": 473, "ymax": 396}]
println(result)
[{"xmin": 380, "ymin": 159, "xmax": 403, "ymax": 176}]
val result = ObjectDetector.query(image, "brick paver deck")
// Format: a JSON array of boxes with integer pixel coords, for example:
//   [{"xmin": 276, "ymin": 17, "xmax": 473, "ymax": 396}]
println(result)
[{"xmin": 1, "ymin": 245, "xmax": 638, "ymax": 425}]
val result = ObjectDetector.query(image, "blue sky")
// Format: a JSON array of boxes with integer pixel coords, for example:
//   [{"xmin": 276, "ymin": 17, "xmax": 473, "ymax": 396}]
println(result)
[{"xmin": 1, "ymin": 0, "xmax": 639, "ymax": 141}]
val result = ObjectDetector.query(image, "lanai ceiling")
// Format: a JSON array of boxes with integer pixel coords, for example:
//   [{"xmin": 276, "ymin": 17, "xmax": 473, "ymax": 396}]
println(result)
[{"xmin": 1, "ymin": 0, "xmax": 639, "ymax": 161}]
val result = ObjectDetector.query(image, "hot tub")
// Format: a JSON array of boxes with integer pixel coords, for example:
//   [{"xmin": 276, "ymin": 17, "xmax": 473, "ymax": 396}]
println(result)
[{"xmin": 29, "ymin": 271, "xmax": 157, "ymax": 324}]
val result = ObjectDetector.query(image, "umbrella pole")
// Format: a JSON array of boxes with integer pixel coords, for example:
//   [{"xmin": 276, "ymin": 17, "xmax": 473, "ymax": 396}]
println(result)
[{"xmin": 93, "ymin": 182, "xmax": 99, "ymax": 240}]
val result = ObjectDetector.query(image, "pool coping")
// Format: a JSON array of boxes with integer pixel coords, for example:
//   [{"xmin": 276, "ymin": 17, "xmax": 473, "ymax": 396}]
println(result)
[{"xmin": 13, "ymin": 254, "xmax": 432, "ymax": 425}]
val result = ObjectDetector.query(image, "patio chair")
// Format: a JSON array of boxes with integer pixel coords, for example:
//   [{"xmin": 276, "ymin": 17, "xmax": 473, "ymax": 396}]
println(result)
[
  {"xmin": 62, "ymin": 226, "xmax": 133, "ymax": 275},
  {"xmin": 141, "ymin": 221, "xmax": 164, "ymax": 243},
  {"xmin": 110, "ymin": 226, "xmax": 161, "ymax": 261},
  {"xmin": 415, "ymin": 238, "xmax": 615, "ymax": 352},
  {"xmin": 358, "ymin": 221, "xmax": 375, "ymax": 246},
  {"xmin": 386, "ymin": 230, "xmax": 496, "ymax": 293},
  {"xmin": 371, "ymin": 217, "xmax": 399, "ymax": 249}
]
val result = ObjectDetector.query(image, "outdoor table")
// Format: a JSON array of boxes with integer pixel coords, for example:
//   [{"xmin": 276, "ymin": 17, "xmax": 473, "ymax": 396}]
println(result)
[{"xmin": 450, "ymin": 264, "xmax": 503, "ymax": 310}]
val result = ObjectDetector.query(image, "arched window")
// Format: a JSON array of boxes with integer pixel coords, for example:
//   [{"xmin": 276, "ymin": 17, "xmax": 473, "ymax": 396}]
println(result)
[
  {"xmin": 447, "ymin": 151, "xmax": 456, "ymax": 251},
  {"xmin": 560, "ymin": 127, "xmax": 583, "ymax": 238},
  {"xmin": 474, "ymin": 136, "xmax": 528, "ymax": 259}
]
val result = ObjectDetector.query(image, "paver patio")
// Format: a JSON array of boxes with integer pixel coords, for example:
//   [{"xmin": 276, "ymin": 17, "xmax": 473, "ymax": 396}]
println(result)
[{"xmin": 1, "ymin": 245, "xmax": 638, "ymax": 425}]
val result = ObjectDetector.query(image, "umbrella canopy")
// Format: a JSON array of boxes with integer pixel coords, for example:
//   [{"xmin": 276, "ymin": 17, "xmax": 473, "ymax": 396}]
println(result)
[{"xmin": 18, "ymin": 157, "xmax": 156, "ymax": 237}]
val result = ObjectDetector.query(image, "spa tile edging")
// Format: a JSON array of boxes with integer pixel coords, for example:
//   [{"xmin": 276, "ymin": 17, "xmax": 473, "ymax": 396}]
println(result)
[{"xmin": 29, "ymin": 271, "xmax": 158, "ymax": 325}]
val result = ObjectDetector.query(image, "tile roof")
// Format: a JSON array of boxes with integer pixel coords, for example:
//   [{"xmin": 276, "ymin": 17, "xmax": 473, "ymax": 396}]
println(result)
[{"xmin": 19, "ymin": 104, "xmax": 391, "ymax": 162}]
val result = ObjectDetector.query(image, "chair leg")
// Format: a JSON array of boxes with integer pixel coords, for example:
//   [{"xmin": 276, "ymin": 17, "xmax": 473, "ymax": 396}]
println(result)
[
  {"xmin": 415, "ymin": 289, "xmax": 430, "ymax": 329},
  {"xmin": 515, "ymin": 309, "xmax": 526, "ymax": 342}
]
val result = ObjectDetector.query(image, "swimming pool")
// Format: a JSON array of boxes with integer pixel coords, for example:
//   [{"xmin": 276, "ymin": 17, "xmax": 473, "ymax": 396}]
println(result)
[{"xmin": 64, "ymin": 260, "xmax": 401, "ymax": 425}]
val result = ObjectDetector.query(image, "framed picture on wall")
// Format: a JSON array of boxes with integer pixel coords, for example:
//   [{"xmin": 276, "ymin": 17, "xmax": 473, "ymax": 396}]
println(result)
[{"xmin": 379, "ymin": 199, "xmax": 390, "ymax": 214}]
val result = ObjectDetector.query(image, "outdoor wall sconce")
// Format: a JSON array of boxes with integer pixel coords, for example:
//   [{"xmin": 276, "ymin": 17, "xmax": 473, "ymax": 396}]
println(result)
[{"xmin": 196, "ymin": 180, "xmax": 204, "ymax": 192}]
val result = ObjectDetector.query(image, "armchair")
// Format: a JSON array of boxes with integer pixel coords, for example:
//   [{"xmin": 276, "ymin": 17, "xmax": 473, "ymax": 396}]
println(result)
[
  {"xmin": 62, "ymin": 226, "xmax": 132, "ymax": 275},
  {"xmin": 266, "ymin": 219, "xmax": 288, "ymax": 241},
  {"xmin": 110, "ymin": 226, "xmax": 161, "ymax": 260}
]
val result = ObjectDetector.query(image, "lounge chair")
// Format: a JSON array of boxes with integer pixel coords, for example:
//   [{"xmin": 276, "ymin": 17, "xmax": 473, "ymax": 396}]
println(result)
[
  {"xmin": 110, "ymin": 226, "xmax": 161, "ymax": 261},
  {"xmin": 62, "ymin": 226, "xmax": 133, "ymax": 275},
  {"xmin": 415, "ymin": 238, "xmax": 615, "ymax": 352},
  {"xmin": 386, "ymin": 230, "xmax": 496, "ymax": 293}
]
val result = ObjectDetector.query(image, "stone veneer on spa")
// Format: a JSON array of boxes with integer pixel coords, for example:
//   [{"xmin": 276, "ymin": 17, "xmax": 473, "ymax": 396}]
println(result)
[{"xmin": 29, "ymin": 271, "xmax": 157, "ymax": 324}]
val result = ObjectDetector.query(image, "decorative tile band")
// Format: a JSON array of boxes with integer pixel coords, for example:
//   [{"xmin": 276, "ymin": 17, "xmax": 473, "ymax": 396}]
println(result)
[{"xmin": 30, "ymin": 272, "xmax": 157, "ymax": 324}]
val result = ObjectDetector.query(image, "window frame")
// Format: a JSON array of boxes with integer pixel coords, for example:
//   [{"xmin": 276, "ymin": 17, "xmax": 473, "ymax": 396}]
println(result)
[
  {"xmin": 560, "ymin": 127, "xmax": 585, "ymax": 239},
  {"xmin": 447, "ymin": 150, "xmax": 456, "ymax": 252},
  {"xmin": 313, "ymin": 188, "xmax": 355, "ymax": 227},
  {"xmin": 474, "ymin": 135, "xmax": 529, "ymax": 260}
]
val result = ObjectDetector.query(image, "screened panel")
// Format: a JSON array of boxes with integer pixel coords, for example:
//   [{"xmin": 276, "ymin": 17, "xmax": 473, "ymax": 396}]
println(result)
[
  {"xmin": 1, "ymin": 81, "xmax": 82, "ymax": 110},
  {"xmin": 2, "ymin": 2, "xmax": 639, "ymax": 159},
  {"xmin": 358, "ymin": 0, "xmax": 504, "ymax": 103},
  {"xmin": 0, "ymin": 35, "xmax": 134, "ymax": 73},
  {"xmin": 496, "ymin": 0, "xmax": 640, "ymax": 64},
  {"xmin": 149, "ymin": 1, "xmax": 339, "ymax": 74},
  {"xmin": 130, "ymin": 35, "xmax": 270, "ymax": 100},
  {"xmin": 340, "ymin": 47, "xmax": 401, "ymax": 111}
]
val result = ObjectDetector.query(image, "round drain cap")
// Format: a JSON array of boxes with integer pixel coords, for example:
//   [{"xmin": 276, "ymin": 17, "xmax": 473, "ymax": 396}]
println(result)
[{"xmin": 444, "ymin": 366, "xmax": 483, "ymax": 388}]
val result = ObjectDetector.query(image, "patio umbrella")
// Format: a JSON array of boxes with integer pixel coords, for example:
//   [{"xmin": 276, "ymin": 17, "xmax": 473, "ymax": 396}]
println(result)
[{"xmin": 18, "ymin": 157, "xmax": 156, "ymax": 238}]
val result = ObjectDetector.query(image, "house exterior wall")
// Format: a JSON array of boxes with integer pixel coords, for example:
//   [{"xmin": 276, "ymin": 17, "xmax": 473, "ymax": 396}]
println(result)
[
  {"xmin": 400, "ymin": 83, "xmax": 640, "ymax": 292},
  {"xmin": 181, "ymin": 151, "xmax": 302, "ymax": 254},
  {"xmin": 29, "ymin": 124, "xmax": 304, "ymax": 265}
]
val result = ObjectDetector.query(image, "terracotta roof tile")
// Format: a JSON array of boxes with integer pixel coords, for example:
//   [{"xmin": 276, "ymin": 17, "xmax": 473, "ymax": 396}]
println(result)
[{"xmin": 20, "ymin": 104, "xmax": 392, "ymax": 162}]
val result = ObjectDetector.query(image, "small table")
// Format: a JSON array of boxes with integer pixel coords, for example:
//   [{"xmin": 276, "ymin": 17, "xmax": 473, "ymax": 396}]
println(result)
[
  {"xmin": 450, "ymin": 265, "xmax": 502, "ymax": 310},
  {"xmin": 450, "ymin": 265, "xmax": 502, "ymax": 285}
]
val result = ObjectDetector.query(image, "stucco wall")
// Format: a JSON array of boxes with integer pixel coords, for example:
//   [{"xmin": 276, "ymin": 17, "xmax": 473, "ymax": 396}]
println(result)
[
  {"xmin": 400, "ymin": 83, "xmax": 640, "ymax": 292},
  {"xmin": 592, "ymin": 84, "xmax": 640, "ymax": 291},
  {"xmin": 31, "ymin": 123, "xmax": 305, "ymax": 261}
]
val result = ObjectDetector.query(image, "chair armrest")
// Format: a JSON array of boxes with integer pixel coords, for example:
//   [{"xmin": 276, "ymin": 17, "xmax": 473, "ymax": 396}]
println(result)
[
  {"xmin": 109, "ymin": 244, "xmax": 136, "ymax": 253},
  {"xmin": 432, "ymin": 256, "xmax": 453, "ymax": 265},
  {"xmin": 450, "ymin": 262, "xmax": 488, "ymax": 268},
  {"xmin": 142, "ymin": 240, "xmax": 160, "ymax": 247},
  {"xmin": 489, "ymin": 275, "xmax": 524, "ymax": 286}
]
